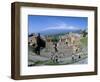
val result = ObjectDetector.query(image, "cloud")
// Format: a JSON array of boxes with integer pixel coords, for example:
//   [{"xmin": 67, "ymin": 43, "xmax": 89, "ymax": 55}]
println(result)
[{"xmin": 42, "ymin": 23, "xmax": 81, "ymax": 31}]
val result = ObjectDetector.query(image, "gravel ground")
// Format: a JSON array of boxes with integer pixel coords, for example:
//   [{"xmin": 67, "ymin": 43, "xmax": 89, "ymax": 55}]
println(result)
[{"xmin": 73, "ymin": 58, "xmax": 88, "ymax": 64}]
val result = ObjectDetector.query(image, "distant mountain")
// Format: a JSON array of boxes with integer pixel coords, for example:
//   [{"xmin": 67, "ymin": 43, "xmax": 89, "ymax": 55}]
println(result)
[{"xmin": 39, "ymin": 29, "xmax": 82, "ymax": 35}]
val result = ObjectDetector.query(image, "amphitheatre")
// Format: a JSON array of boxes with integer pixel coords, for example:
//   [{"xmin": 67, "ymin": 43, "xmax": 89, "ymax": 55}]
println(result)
[{"xmin": 28, "ymin": 32, "xmax": 88, "ymax": 66}]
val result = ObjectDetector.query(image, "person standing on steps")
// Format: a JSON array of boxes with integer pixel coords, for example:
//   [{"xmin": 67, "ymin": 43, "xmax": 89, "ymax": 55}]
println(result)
[{"xmin": 54, "ymin": 42, "xmax": 58, "ymax": 52}]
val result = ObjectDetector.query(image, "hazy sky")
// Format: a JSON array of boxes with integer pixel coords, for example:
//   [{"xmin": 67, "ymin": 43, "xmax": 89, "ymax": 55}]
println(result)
[{"xmin": 28, "ymin": 15, "xmax": 88, "ymax": 34}]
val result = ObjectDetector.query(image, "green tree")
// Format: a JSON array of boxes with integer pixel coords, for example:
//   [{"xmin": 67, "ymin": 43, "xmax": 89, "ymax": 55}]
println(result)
[
  {"xmin": 52, "ymin": 37, "xmax": 59, "ymax": 42},
  {"xmin": 82, "ymin": 30, "xmax": 87, "ymax": 37}
]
